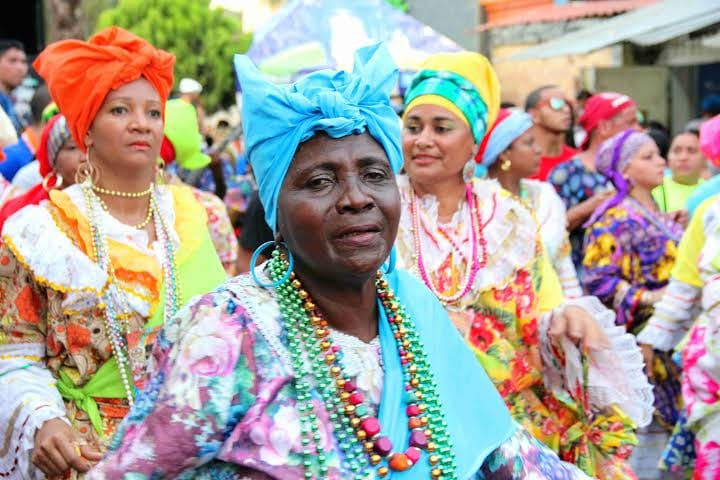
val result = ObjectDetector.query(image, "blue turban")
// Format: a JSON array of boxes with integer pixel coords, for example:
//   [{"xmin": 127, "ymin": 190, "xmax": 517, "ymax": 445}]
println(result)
[
  {"xmin": 475, "ymin": 109, "xmax": 533, "ymax": 177},
  {"xmin": 234, "ymin": 44, "xmax": 402, "ymax": 234}
]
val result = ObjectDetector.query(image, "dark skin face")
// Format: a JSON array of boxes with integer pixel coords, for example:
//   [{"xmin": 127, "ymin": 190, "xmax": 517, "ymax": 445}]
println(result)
[{"xmin": 277, "ymin": 132, "xmax": 400, "ymax": 287}]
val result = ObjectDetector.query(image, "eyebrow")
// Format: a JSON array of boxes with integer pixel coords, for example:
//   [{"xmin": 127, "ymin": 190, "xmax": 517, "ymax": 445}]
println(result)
[
  {"xmin": 106, "ymin": 96, "xmax": 161, "ymax": 104},
  {"xmin": 405, "ymin": 115, "xmax": 457, "ymax": 122}
]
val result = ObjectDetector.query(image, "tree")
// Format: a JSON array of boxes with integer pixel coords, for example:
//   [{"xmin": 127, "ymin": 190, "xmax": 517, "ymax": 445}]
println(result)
[{"xmin": 97, "ymin": 0, "xmax": 252, "ymax": 112}]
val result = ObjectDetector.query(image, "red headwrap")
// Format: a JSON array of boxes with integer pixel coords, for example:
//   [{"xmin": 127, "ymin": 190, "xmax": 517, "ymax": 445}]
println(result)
[
  {"xmin": 0, "ymin": 115, "xmax": 69, "ymax": 230},
  {"xmin": 578, "ymin": 92, "xmax": 636, "ymax": 149},
  {"xmin": 32, "ymin": 27, "xmax": 175, "ymax": 152}
]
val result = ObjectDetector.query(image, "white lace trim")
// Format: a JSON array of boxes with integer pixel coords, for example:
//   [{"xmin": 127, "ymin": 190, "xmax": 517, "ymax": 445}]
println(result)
[
  {"xmin": 396, "ymin": 176, "xmax": 539, "ymax": 300},
  {"xmin": 0, "ymin": 343, "xmax": 68, "ymax": 479},
  {"xmin": 2, "ymin": 205, "xmax": 108, "ymax": 306},
  {"xmin": 542, "ymin": 297, "xmax": 654, "ymax": 428}
]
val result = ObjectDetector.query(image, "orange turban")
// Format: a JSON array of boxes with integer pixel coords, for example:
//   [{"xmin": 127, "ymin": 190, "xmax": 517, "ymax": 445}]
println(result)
[{"xmin": 33, "ymin": 27, "xmax": 175, "ymax": 152}]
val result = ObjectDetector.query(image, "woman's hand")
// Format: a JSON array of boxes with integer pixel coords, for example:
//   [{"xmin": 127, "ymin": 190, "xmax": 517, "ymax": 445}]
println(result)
[
  {"xmin": 32, "ymin": 418, "xmax": 102, "ymax": 477},
  {"xmin": 669, "ymin": 209, "xmax": 689, "ymax": 229},
  {"xmin": 549, "ymin": 304, "xmax": 611, "ymax": 351}
]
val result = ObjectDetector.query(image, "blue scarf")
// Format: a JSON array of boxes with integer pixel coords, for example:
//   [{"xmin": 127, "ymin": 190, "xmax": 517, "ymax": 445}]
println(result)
[
  {"xmin": 380, "ymin": 269, "xmax": 514, "ymax": 478},
  {"xmin": 234, "ymin": 43, "xmax": 403, "ymax": 234}
]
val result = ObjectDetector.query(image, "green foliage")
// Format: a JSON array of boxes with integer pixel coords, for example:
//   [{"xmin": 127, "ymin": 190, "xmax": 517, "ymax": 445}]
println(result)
[
  {"xmin": 386, "ymin": 0, "xmax": 409, "ymax": 12},
  {"xmin": 97, "ymin": 0, "xmax": 252, "ymax": 111}
]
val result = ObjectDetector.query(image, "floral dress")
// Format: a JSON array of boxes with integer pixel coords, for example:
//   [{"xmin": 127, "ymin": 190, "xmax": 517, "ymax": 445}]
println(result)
[
  {"xmin": 548, "ymin": 157, "xmax": 611, "ymax": 270},
  {"xmin": 395, "ymin": 175, "xmax": 652, "ymax": 480},
  {"xmin": 87, "ymin": 272, "xmax": 592, "ymax": 479},
  {"xmin": 0, "ymin": 184, "xmax": 226, "ymax": 479},
  {"xmin": 639, "ymin": 196, "xmax": 720, "ymax": 478},
  {"xmin": 583, "ymin": 197, "xmax": 684, "ymax": 430}
]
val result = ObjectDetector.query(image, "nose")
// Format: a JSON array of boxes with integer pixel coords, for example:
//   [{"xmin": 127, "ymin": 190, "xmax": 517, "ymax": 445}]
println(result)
[
  {"xmin": 129, "ymin": 109, "xmax": 151, "ymax": 132},
  {"xmin": 415, "ymin": 125, "xmax": 434, "ymax": 148},
  {"xmin": 337, "ymin": 176, "xmax": 375, "ymax": 214}
]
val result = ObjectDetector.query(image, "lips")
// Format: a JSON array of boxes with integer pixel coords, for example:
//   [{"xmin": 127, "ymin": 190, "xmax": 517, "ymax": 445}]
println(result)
[
  {"xmin": 129, "ymin": 141, "xmax": 151, "ymax": 149},
  {"xmin": 412, "ymin": 154, "xmax": 439, "ymax": 166},
  {"xmin": 334, "ymin": 224, "xmax": 383, "ymax": 247}
]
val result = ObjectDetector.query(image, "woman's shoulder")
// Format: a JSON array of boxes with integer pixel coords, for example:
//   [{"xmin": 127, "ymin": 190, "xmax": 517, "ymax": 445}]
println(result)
[{"xmin": 1, "ymin": 199, "xmax": 107, "ymax": 296}]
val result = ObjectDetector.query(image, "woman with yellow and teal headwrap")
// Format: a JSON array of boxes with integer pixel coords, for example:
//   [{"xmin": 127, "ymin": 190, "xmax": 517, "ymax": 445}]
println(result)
[
  {"xmin": 90, "ymin": 44, "xmax": 593, "ymax": 479},
  {"xmin": 394, "ymin": 52, "xmax": 653, "ymax": 479}
]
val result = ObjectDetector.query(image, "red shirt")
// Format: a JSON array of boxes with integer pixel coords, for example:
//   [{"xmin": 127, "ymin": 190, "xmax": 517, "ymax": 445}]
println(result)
[{"xmin": 530, "ymin": 144, "xmax": 577, "ymax": 181}]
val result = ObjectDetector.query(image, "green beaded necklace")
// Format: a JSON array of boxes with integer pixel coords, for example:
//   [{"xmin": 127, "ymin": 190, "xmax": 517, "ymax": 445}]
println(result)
[{"xmin": 268, "ymin": 250, "xmax": 457, "ymax": 479}]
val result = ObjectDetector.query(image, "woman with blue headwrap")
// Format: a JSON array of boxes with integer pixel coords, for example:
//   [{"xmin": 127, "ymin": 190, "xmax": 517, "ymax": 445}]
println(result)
[
  {"xmin": 477, "ymin": 108, "xmax": 582, "ymax": 299},
  {"xmin": 395, "ymin": 53, "xmax": 652, "ymax": 479},
  {"xmin": 87, "ymin": 45, "xmax": 593, "ymax": 479}
]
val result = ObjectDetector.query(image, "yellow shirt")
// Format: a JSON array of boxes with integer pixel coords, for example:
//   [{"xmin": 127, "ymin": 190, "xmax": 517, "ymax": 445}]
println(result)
[{"xmin": 652, "ymin": 176, "xmax": 703, "ymax": 213}]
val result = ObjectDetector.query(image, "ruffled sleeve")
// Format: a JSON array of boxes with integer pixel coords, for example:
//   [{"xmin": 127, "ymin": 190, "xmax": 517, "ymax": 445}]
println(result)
[
  {"xmin": 0, "ymin": 242, "xmax": 68, "ymax": 479},
  {"xmin": 637, "ymin": 196, "xmax": 711, "ymax": 350},
  {"xmin": 541, "ymin": 296, "xmax": 654, "ymax": 428}
]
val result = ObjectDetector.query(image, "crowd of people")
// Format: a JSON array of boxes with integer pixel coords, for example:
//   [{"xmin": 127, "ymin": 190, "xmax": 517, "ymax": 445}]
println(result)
[{"xmin": 0, "ymin": 25, "xmax": 719, "ymax": 480}]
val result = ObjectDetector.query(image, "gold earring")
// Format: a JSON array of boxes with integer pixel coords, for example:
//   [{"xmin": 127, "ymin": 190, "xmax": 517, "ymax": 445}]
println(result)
[
  {"xmin": 42, "ymin": 172, "xmax": 63, "ymax": 192},
  {"xmin": 500, "ymin": 158, "xmax": 512, "ymax": 171},
  {"xmin": 75, "ymin": 147, "xmax": 99, "ymax": 184}
]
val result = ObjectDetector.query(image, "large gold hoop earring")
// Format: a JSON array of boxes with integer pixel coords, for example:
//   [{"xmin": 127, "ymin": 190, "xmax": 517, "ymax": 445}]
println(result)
[
  {"xmin": 75, "ymin": 147, "xmax": 99, "ymax": 184},
  {"xmin": 42, "ymin": 172, "xmax": 63, "ymax": 192}
]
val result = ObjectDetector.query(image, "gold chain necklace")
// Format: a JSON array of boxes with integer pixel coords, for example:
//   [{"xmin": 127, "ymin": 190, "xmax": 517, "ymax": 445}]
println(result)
[{"xmin": 92, "ymin": 183, "xmax": 154, "ymax": 198}]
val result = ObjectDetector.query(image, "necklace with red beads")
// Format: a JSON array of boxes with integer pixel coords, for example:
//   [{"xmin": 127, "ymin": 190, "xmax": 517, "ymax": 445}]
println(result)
[{"xmin": 268, "ymin": 250, "xmax": 457, "ymax": 479}]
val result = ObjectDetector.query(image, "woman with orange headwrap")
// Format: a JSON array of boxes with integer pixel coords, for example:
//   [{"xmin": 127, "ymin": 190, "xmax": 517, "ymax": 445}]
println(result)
[
  {"xmin": 395, "ymin": 52, "xmax": 653, "ymax": 478},
  {"xmin": 0, "ymin": 27, "xmax": 225, "ymax": 479}
]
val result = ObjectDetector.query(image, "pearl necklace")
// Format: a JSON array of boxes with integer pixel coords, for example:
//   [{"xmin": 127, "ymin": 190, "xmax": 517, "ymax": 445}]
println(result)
[
  {"xmin": 269, "ymin": 251, "xmax": 456, "ymax": 479},
  {"xmin": 92, "ymin": 183, "xmax": 154, "ymax": 198},
  {"xmin": 81, "ymin": 182, "xmax": 182, "ymax": 407},
  {"xmin": 409, "ymin": 182, "xmax": 488, "ymax": 305}
]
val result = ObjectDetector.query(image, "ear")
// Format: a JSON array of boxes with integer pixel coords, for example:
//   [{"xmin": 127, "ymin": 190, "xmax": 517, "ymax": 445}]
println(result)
[{"xmin": 84, "ymin": 133, "xmax": 93, "ymax": 150}]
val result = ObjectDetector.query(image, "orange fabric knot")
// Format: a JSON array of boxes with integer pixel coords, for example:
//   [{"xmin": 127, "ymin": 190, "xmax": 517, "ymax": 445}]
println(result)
[{"xmin": 33, "ymin": 27, "xmax": 175, "ymax": 152}]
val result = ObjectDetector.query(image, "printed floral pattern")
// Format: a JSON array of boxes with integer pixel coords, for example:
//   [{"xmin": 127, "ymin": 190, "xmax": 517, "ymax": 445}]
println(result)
[{"xmin": 89, "ymin": 275, "xmax": 591, "ymax": 479}]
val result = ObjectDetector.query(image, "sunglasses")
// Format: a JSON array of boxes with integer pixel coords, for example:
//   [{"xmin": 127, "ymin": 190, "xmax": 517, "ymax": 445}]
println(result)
[{"xmin": 539, "ymin": 97, "xmax": 568, "ymax": 111}]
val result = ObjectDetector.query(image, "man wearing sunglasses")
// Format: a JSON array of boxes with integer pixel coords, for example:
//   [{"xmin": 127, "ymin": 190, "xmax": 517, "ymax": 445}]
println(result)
[
  {"xmin": 547, "ymin": 92, "xmax": 642, "ymax": 273},
  {"xmin": 525, "ymin": 85, "xmax": 577, "ymax": 181}
]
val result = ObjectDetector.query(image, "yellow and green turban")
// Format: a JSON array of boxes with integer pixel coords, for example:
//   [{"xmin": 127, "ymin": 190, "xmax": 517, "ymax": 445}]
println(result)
[{"xmin": 403, "ymin": 52, "xmax": 501, "ymax": 144}]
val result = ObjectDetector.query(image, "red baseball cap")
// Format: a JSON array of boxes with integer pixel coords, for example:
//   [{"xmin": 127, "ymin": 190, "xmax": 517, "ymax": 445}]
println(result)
[{"xmin": 578, "ymin": 92, "xmax": 636, "ymax": 149}]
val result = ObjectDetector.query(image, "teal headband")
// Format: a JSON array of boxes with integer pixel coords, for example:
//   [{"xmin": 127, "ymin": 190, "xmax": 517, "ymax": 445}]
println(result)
[{"xmin": 404, "ymin": 69, "xmax": 488, "ymax": 143}]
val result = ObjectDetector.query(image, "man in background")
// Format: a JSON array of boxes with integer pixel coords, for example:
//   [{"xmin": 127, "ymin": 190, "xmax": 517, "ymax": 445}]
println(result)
[
  {"xmin": 525, "ymin": 85, "xmax": 576, "ymax": 181},
  {"xmin": 0, "ymin": 40, "xmax": 28, "ymax": 134}
]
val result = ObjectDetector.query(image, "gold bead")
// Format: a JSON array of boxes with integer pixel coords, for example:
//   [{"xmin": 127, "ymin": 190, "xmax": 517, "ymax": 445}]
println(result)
[
  {"xmin": 390, "ymin": 304, "xmax": 399, "ymax": 312},
  {"xmin": 291, "ymin": 279, "xmax": 301, "ymax": 289},
  {"xmin": 424, "ymin": 429, "xmax": 433, "ymax": 438},
  {"xmin": 427, "ymin": 441, "xmax": 436, "ymax": 452},
  {"xmin": 311, "ymin": 315, "xmax": 322, "ymax": 325},
  {"xmin": 387, "ymin": 292, "xmax": 395, "ymax": 300},
  {"xmin": 406, "ymin": 352, "xmax": 415, "ymax": 361},
  {"xmin": 305, "ymin": 301, "xmax": 316, "ymax": 311},
  {"xmin": 320, "ymin": 340, "xmax": 331, "ymax": 351},
  {"xmin": 371, "ymin": 454, "xmax": 382, "ymax": 464},
  {"xmin": 340, "ymin": 391, "xmax": 350, "ymax": 402},
  {"xmin": 356, "ymin": 429, "xmax": 367, "ymax": 441},
  {"xmin": 431, "ymin": 468, "xmax": 442, "ymax": 478},
  {"xmin": 414, "ymin": 391, "xmax": 423, "ymax": 400},
  {"xmin": 395, "ymin": 315, "xmax": 403, "ymax": 323},
  {"xmin": 420, "ymin": 417, "xmax": 429, "ymax": 426},
  {"xmin": 345, "ymin": 405, "xmax": 356, "ymax": 415},
  {"xmin": 351, "ymin": 417, "xmax": 362, "ymax": 428},
  {"xmin": 402, "ymin": 340, "xmax": 410, "ymax": 348},
  {"xmin": 408, "ymin": 365, "xmax": 418, "ymax": 374},
  {"xmin": 289, "ymin": 272, "xmax": 296, "ymax": 280},
  {"xmin": 298, "ymin": 289, "xmax": 308, "ymax": 299},
  {"xmin": 429, "ymin": 455, "xmax": 440, "ymax": 465},
  {"xmin": 418, "ymin": 404, "xmax": 427, "ymax": 413},
  {"xmin": 325, "ymin": 353, "xmax": 337, "ymax": 364},
  {"xmin": 410, "ymin": 378, "xmax": 419, "ymax": 387},
  {"xmin": 377, "ymin": 466, "xmax": 389, "ymax": 477},
  {"xmin": 330, "ymin": 366, "xmax": 341, "ymax": 376},
  {"xmin": 336, "ymin": 378, "xmax": 346, "ymax": 388},
  {"xmin": 315, "ymin": 328, "xmax": 328, "ymax": 338},
  {"xmin": 364, "ymin": 442, "xmax": 375, "ymax": 453}
]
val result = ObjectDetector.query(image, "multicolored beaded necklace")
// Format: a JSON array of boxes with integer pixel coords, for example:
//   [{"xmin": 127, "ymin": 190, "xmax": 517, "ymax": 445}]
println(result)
[
  {"xmin": 409, "ymin": 182, "xmax": 488, "ymax": 305},
  {"xmin": 268, "ymin": 251, "xmax": 457, "ymax": 479},
  {"xmin": 81, "ymin": 181, "xmax": 182, "ymax": 406}
]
